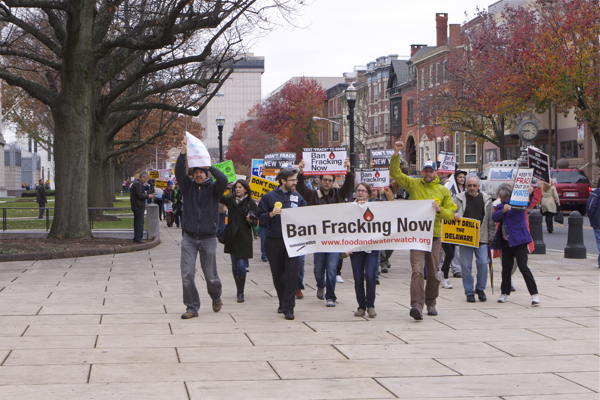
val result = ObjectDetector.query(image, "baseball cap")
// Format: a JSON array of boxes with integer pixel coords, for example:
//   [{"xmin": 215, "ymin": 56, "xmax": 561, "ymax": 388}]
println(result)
[{"xmin": 421, "ymin": 160, "xmax": 437, "ymax": 171}]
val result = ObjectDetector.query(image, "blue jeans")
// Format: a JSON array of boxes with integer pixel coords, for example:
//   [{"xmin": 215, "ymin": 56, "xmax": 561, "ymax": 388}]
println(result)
[
  {"xmin": 314, "ymin": 252, "xmax": 340, "ymax": 301},
  {"xmin": 217, "ymin": 214, "xmax": 226, "ymax": 236},
  {"xmin": 459, "ymin": 244, "xmax": 489, "ymax": 296},
  {"xmin": 180, "ymin": 233, "xmax": 222, "ymax": 313},
  {"xmin": 230, "ymin": 254, "xmax": 248, "ymax": 276},
  {"xmin": 297, "ymin": 255, "xmax": 305, "ymax": 290},
  {"xmin": 594, "ymin": 228, "xmax": 600, "ymax": 266},
  {"xmin": 259, "ymin": 225, "xmax": 267, "ymax": 259},
  {"xmin": 350, "ymin": 251, "xmax": 379, "ymax": 309}
]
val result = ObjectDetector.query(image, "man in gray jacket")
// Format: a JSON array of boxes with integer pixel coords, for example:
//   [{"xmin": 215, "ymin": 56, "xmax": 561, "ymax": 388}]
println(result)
[
  {"xmin": 175, "ymin": 135, "xmax": 228, "ymax": 319},
  {"xmin": 453, "ymin": 175, "xmax": 495, "ymax": 303}
]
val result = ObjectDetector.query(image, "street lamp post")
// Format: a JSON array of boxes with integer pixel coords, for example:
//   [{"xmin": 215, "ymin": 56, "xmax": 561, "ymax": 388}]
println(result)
[
  {"xmin": 216, "ymin": 113, "xmax": 225, "ymax": 162},
  {"xmin": 345, "ymin": 83, "xmax": 357, "ymax": 170}
]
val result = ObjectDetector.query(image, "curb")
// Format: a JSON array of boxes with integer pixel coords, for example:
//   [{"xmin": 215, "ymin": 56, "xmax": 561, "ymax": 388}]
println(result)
[{"xmin": 0, "ymin": 237, "xmax": 161, "ymax": 263}]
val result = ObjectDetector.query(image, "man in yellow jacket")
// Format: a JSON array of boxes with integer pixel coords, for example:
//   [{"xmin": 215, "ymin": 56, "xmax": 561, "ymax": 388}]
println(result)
[{"xmin": 390, "ymin": 140, "xmax": 455, "ymax": 320}]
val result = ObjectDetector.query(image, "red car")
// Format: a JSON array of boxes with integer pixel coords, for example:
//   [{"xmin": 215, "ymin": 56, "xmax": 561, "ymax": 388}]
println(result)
[{"xmin": 550, "ymin": 169, "xmax": 592, "ymax": 215}]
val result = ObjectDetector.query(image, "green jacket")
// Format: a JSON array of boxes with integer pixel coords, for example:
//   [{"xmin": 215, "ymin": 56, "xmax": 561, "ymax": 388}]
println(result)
[{"xmin": 390, "ymin": 154, "xmax": 455, "ymax": 238}]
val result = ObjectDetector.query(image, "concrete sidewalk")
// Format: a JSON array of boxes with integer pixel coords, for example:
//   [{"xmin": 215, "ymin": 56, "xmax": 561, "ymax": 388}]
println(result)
[{"xmin": 0, "ymin": 222, "xmax": 597, "ymax": 399}]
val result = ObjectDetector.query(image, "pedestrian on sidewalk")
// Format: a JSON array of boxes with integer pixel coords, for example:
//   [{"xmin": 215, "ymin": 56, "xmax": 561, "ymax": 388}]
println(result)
[
  {"xmin": 453, "ymin": 175, "xmax": 495, "ymax": 303},
  {"xmin": 442, "ymin": 169, "xmax": 467, "ymax": 282},
  {"xmin": 130, "ymin": 173, "xmax": 153, "ymax": 243},
  {"xmin": 164, "ymin": 181, "xmax": 175, "ymax": 227},
  {"xmin": 176, "ymin": 135, "xmax": 228, "ymax": 320},
  {"xmin": 348, "ymin": 182, "xmax": 379, "ymax": 318},
  {"xmin": 540, "ymin": 181, "xmax": 560, "ymax": 233},
  {"xmin": 219, "ymin": 179, "xmax": 258, "ymax": 303},
  {"xmin": 390, "ymin": 140, "xmax": 455, "ymax": 320},
  {"xmin": 492, "ymin": 183, "xmax": 541, "ymax": 306},
  {"xmin": 257, "ymin": 168, "xmax": 307, "ymax": 320},
  {"xmin": 153, "ymin": 187, "xmax": 164, "ymax": 221},
  {"xmin": 172, "ymin": 182, "xmax": 182, "ymax": 229},
  {"xmin": 295, "ymin": 158, "xmax": 353, "ymax": 307},
  {"xmin": 35, "ymin": 179, "xmax": 47, "ymax": 219}
]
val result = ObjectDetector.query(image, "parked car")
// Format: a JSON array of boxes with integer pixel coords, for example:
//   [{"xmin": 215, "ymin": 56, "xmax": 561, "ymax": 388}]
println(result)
[{"xmin": 550, "ymin": 168, "xmax": 591, "ymax": 215}]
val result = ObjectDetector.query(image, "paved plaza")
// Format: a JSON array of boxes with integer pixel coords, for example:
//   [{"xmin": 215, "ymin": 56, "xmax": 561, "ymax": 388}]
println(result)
[{"xmin": 0, "ymin": 223, "xmax": 598, "ymax": 399}]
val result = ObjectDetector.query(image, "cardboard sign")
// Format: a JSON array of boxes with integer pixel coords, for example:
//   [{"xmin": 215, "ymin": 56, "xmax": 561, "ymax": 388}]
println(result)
[
  {"xmin": 280, "ymin": 200, "xmax": 436, "ymax": 256},
  {"xmin": 438, "ymin": 151, "xmax": 456, "ymax": 174},
  {"xmin": 356, "ymin": 168, "xmax": 390, "ymax": 189},
  {"xmin": 442, "ymin": 217, "xmax": 480, "ymax": 247},
  {"xmin": 155, "ymin": 180, "xmax": 168, "ymax": 189},
  {"xmin": 165, "ymin": 202, "xmax": 173, "ymax": 213},
  {"xmin": 509, "ymin": 168, "xmax": 534, "ymax": 209},
  {"xmin": 213, "ymin": 160, "xmax": 237, "ymax": 183},
  {"xmin": 158, "ymin": 169, "xmax": 172, "ymax": 180},
  {"xmin": 263, "ymin": 152, "xmax": 296, "ymax": 176},
  {"xmin": 302, "ymin": 148, "xmax": 347, "ymax": 176},
  {"xmin": 527, "ymin": 146, "xmax": 550, "ymax": 183},
  {"xmin": 250, "ymin": 176, "xmax": 279, "ymax": 200},
  {"xmin": 148, "ymin": 171, "xmax": 160, "ymax": 180},
  {"xmin": 251, "ymin": 159, "xmax": 263, "ymax": 177},
  {"xmin": 186, "ymin": 132, "xmax": 211, "ymax": 168},
  {"xmin": 370, "ymin": 149, "xmax": 395, "ymax": 168},
  {"xmin": 445, "ymin": 174, "xmax": 459, "ymax": 198}
]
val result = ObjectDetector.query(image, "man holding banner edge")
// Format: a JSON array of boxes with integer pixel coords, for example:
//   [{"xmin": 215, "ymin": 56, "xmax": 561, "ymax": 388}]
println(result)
[{"xmin": 390, "ymin": 141, "xmax": 455, "ymax": 320}]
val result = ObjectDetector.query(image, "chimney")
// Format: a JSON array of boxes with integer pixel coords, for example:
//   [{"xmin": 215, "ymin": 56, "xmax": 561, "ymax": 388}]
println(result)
[
  {"xmin": 411, "ymin": 44, "xmax": 426, "ymax": 57},
  {"xmin": 449, "ymin": 24, "xmax": 461, "ymax": 47},
  {"xmin": 436, "ymin": 13, "xmax": 448, "ymax": 47}
]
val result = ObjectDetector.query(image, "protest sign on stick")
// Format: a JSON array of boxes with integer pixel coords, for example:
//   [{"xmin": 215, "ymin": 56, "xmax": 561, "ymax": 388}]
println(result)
[
  {"xmin": 155, "ymin": 180, "xmax": 168, "ymax": 189},
  {"xmin": 249, "ymin": 176, "xmax": 279, "ymax": 200},
  {"xmin": 370, "ymin": 149, "xmax": 395, "ymax": 168},
  {"xmin": 186, "ymin": 132, "xmax": 211, "ymax": 168},
  {"xmin": 213, "ymin": 160, "xmax": 237, "ymax": 183},
  {"xmin": 442, "ymin": 218, "xmax": 480, "ymax": 247},
  {"xmin": 527, "ymin": 146, "xmax": 550, "ymax": 183},
  {"xmin": 263, "ymin": 153, "xmax": 296, "ymax": 176},
  {"xmin": 509, "ymin": 168, "xmax": 534, "ymax": 210},
  {"xmin": 148, "ymin": 171, "xmax": 160, "ymax": 180},
  {"xmin": 302, "ymin": 148, "xmax": 347, "ymax": 176},
  {"xmin": 438, "ymin": 151, "xmax": 456, "ymax": 174},
  {"xmin": 356, "ymin": 168, "xmax": 390, "ymax": 189}
]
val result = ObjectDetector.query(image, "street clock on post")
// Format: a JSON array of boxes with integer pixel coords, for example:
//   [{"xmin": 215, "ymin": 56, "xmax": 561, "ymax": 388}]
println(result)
[{"xmin": 517, "ymin": 120, "xmax": 539, "ymax": 144}]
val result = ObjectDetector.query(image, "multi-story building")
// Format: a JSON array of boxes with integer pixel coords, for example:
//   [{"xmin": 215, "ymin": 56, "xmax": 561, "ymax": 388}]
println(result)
[{"xmin": 196, "ymin": 54, "xmax": 265, "ymax": 163}]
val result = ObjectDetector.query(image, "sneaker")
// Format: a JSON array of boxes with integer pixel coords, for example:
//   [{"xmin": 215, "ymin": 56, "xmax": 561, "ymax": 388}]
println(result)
[
  {"xmin": 181, "ymin": 311, "xmax": 198, "ymax": 319},
  {"xmin": 261, "ymin": 257, "xmax": 268, "ymax": 263},
  {"xmin": 476, "ymin": 289, "xmax": 487, "ymax": 302},
  {"xmin": 326, "ymin": 299, "xmax": 336, "ymax": 307},
  {"xmin": 316, "ymin": 287, "xmax": 325, "ymax": 300},
  {"xmin": 437, "ymin": 270, "xmax": 444, "ymax": 282},
  {"xmin": 212, "ymin": 298, "xmax": 223, "ymax": 312},
  {"xmin": 441, "ymin": 279, "xmax": 453, "ymax": 289},
  {"xmin": 531, "ymin": 294, "xmax": 541, "ymax": 306},
  {"xmin": 426, "ymin": 305, "xmax": 438, "ymax": 316},
  {"xmin": 336, "ymin": 275, "xmax": 344, "ymax": 283},
  {"xmin": 367, "ymin": 307, "xmax": 377, "ymax": 318},
  {"xmin": 354, "ymin": 308, "xmax": 365, "ymax": 317},
  {"xmin": 409, "ymin": 306, "xmax": 423, "ymax": 321},
  {"xmin": 466, "ymin": 294, "xmax": 476, "ymax": 303},
  {"xmin": 498, "ymin": 294, "xmax": 509, "ymax": 303},
  {"xmin": 381, "ymin": 267, "xmax": 388, "ymax": 273},
  {"xmin": 453, "ymin": 272, "xmax": 462, "ymax": 278},
  {"xmin": 295, "ymin": 290, "xmax": 304, "ymax": 299}
]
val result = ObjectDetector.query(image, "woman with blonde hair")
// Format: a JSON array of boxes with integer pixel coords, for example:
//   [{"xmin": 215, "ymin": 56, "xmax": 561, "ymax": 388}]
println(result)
[{"xmin": 540, "ymin": 180, "xmax": 560, "ymax": 233}]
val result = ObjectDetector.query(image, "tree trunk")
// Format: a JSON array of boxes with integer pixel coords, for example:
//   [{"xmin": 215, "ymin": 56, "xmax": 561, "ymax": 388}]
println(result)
[
  {"xmin": 496, "ymin": 117, "xmax": 507, "ymax": 160},
  {"xmin": 88, "ymin": 127, "xmax": 116, "ymax": 209},
  {"xmin": 48, "ymin": 1, "xmax": 96, "ymax": 239}
]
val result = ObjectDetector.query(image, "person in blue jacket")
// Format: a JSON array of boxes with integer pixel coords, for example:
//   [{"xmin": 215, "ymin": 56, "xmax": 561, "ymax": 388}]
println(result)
[
  {"xmin": 257, "ymin": 168, "xmax": 307, "ymax": 320},
  {"xmin": 491, "ymin": 183, "xmax": 540, "ymax": 306},
  {"xmin": 586, "ymin": 187, "xmax": 600, "ymax": 267}
]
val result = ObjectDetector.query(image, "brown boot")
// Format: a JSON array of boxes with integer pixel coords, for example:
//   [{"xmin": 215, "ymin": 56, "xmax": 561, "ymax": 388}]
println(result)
[{"xmin": 295, "ymin": 290, "xmax": 304, "ymax": 299}]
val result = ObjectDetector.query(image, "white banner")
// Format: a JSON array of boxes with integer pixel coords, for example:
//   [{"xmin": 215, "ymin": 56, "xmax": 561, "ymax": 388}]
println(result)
[
  {"xmin": 509, "ymin": 168, "xmax": 534, "ymax": 208},
  {"xmin": 438, "ymin": 151, "xmax": 456, "ymax": 174},
  {"xmin": 280, "ymin": 200, "xmax": 436, "ymax": 257},
  {"xmin": 186, "ymin": 132, "xmax": 211, "ymax": 168},
  {"xmin": 356, "ymin": 168, "xmax": 390, "ymax": 189},
  {"xmin": 159, "ymin": 169, "xmax": 172, "ymax": 180},
  {"xmin": 302, "ymin": 148, "xmax": 347, "ymax": 176}
]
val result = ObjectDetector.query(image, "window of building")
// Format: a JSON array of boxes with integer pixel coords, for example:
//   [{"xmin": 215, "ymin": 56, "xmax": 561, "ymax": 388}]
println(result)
[
  {"xmin": 407, "ymin": 100, "xmax": 414, "ymax": 125},
  {"xmin": 429, "ymin": 65, "xmax": 434, "ymax": 88},
  {"xmin": 436, "ymin": 63, "xmax": 443, "ymax": 86},
  {"xmin": 420, "ymin": 99, "xmax": 426, "ymax": 127},
  {"xmin": 28, "ymin": 138, "xmax": 32, "ymax": 153},
  {"xmin": 505, "ymin": 146, "xmax": 520, "ymax": 160},
  {"xmin": 465, "ymin": 140, "xmax": 477, "ymax": 163},
  {"xmin": 332, "ymin": 123, "xmax": 339, "ymax": 142},
  {"xmin": 560, "ymin": 140, "xmax": 579, "ymax": 159},
  {"xmin": 455, "ymin": 133, "xmax": 460, "ymax": 163},
  {"xmin": 384, "ymin": 114, "xmax": 388, "ymax": 133},
  {"xmin": 4, "ymin": 152, "xmax": 9, "ymax": 166},
  {"xmin": 374, "ymin": 85, "xmax": 378, "ymax": 102},
  {"xmin": 485, "ymin": 149, "xmax": 498, "ymax": 164},
  {"xmin": 15, "ymin": 152, "xmax": 21, "ymax": 167},
  {"xmin": 420, "ymin": 68, "xmax": 425, "ymax": 91},
  {"xmin": 375, "ymin": 116, "xmax": 379, "ymax": 134}
]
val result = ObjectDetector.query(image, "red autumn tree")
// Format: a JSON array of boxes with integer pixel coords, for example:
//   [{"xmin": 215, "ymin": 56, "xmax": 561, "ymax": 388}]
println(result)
[{"xmin": 227, "ymin": 119, "xmax": 281, "ymax": 174}]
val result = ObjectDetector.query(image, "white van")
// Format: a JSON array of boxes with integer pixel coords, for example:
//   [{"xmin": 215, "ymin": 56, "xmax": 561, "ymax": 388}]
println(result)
[{"xmin": 480, "ymin": 160, "xmax": 520, "ymax": 199}]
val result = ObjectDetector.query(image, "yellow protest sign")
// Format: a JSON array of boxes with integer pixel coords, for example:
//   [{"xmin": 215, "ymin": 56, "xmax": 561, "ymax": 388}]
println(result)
[
  {"xmin": 155, "ymin": 180, "xmax": 168, "ymax": 189},
  {"xmin": 148, "ymin": 171, "xmax": 160, "ymax": 179},
  {"xmin": 250, "ymin": 176, "xmax": 278, "ymax": 200},
  {"xmin": 442, "ymin": 217, "xmax": 480, "ymax": 247}
]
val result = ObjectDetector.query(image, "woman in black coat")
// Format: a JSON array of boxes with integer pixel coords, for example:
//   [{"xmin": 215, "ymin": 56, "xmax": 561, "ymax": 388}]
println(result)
[{"xmin": 219, "ymin": 179, "xmax": 258, "ymax": 303}]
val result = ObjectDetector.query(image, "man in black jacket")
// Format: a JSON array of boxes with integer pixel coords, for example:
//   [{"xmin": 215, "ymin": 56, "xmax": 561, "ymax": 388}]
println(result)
[
  {"xmin": 176, "ymin": 135, "xmax": 228, "ymax": 319},
  {"xmin": 130, "ymin": 172, "xmax": 154, "ymax": 242},
  {"xmin": 35, "ymin": 179, "xmax": 47, "ymax": 219}
]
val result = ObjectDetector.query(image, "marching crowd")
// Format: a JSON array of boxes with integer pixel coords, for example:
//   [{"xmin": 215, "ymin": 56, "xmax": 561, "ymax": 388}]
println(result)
[{"xmin": 129, "ymin": 137, "xmax": 558, "ymax": 322}]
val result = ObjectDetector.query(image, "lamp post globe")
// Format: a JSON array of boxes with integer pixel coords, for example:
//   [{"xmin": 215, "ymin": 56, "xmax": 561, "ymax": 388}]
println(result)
[
  {"xmin": 216, "ymin": 114, "xmax": 225, "ymax": 162},
  {"xmin": 345, "ymin": 83, "xmax": 357, "ymax": 170}
]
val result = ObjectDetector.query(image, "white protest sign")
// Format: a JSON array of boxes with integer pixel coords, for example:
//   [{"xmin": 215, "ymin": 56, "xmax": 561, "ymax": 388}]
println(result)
[
  {"xmin": 356, "ymin": 168, "xmax": 390, "ymax": 189},
  {"xmin": 280, "ymin": 200, "xmax": 436, "ymax": 257},
  {"xmin": 438, "ymin": 151, "xmax": 456, "ymax": 174},
  {"xmin": 186, "ymin": 132, "xmax": 211, "ymax": 168},
  {"xmin": 159, "ymin": 169, "xmax": 172, "ymax": 180},
  {"xmin": 302, "ymin": 148, "xmax": 347, "ymax": 176},
  {"xmin": 445, "ymin": 174, "xmax": 459, "ymax": 198},
  {"xmin": 509, "ymin": 168, "xmax": 534, "ymax": 209}
]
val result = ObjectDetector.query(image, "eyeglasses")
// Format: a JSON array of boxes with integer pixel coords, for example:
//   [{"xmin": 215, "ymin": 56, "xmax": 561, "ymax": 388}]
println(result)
[
  {"xmin": 285, "ymin": 179, "xmax": 298, "ymax": 183},
  {"xmin": 321, "ymin": 178, "xmax": 334, "ymax": 183},
  {"xmin": 356, "ymin": 189, "xmax": 368, "ymax": 193},
  {"xmin": 467, "ymin": 184, "xmax": 479, "ymax": 188}
]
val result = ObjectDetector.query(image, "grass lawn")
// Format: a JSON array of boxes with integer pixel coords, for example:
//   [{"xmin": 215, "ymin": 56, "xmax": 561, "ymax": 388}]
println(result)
[
  {"xmin": 3, "ymin": 218, "xmax": 140, "ymax": 230},
  {"xmin": 0, "ymin": 198, "xmax": 134, "ymax": 219}
]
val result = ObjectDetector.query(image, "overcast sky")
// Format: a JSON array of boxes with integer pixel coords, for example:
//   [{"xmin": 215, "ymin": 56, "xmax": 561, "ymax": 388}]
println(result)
[{"xmin": 250, "ymin": 0, "xmax": 488, "ymax": 97}]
